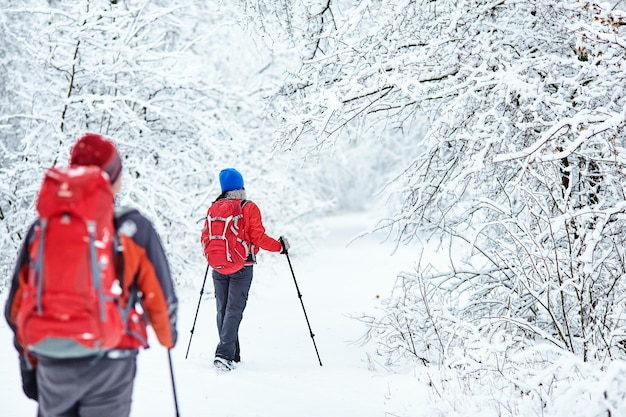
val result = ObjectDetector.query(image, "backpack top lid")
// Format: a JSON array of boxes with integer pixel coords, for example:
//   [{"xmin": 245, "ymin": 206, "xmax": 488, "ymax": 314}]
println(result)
[
  {"xmin": 36, "ymin": 166, "xmax": 114, "ymax": 220},
  {"xmin": 209, "ymin": 197, "xmax": 245, "ymax": 216}
]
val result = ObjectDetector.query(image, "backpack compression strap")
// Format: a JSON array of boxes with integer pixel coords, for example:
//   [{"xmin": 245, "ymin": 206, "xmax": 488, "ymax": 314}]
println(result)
[
  {"xmin": 34, "ymin": 219, "xmax": 48, "ymax": 315},
  {"xmin": 208, "ymin": 215, "xmax": 234, "ymax": 261}
]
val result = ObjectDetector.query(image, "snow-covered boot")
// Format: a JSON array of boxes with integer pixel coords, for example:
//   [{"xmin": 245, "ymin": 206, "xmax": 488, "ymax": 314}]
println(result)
[{"xmin": 213, "ymin": 356, "xmax": 235, "ymax": 372}]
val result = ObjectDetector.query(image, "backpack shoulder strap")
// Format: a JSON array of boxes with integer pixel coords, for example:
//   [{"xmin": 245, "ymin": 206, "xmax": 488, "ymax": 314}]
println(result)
[
  {"xmin": 113, "ymin": 208, "xmax": 135, "ymax": 292},
  {"xmin": 113, "ymin": 231, "xmax": 124, "ymax": 290},
  {"xmin": 241, "ymin": 199, "xmax": 249, "ymax": 208}
]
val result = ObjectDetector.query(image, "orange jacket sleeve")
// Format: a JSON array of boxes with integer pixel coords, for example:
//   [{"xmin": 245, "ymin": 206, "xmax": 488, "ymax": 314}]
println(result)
[
  {"xmin": 115, "ymin": 208, "xmax": 178, "ymax": 349},
  {"xmin": 118, "ymin": 234, "xmax": 175, "ymax": 348}
]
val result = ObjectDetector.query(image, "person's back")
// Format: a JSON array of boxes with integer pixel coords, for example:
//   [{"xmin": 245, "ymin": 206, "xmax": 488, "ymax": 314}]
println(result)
[
  {"xmin": 205, "ymin": 168, "xmax": 289, "ymax": 371},
  {"xmin": 4, "ymin": 133, "xmax": 178, "ymax": 417}
]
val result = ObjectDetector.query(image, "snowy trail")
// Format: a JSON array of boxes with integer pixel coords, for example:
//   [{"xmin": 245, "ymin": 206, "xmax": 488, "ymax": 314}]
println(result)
[{"xmin": 1, "ymin": 211, "xmax": 426, "ymax": 417}]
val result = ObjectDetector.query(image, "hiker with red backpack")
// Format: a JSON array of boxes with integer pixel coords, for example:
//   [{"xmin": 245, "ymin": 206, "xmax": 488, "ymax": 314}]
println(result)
[
  {"xmin": 4, "ymin": 133, "xmax": 178, "ymax": 417},
  {"xmin": 201, "ymin": 168, "xmax": 289, "ymax": 371}
]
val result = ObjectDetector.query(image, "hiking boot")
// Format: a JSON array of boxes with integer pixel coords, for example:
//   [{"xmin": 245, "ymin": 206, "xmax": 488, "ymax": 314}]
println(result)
[{"xmin": 213, "ymin": 356, "xmax": 235, "ymax": 371}]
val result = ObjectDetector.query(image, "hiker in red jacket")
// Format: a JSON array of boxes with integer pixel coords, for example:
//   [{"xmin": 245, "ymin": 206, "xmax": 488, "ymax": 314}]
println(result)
[
  {"xmin": 4, "ymin": 133, "xmax": 178, "ymax": 417},
  {"xmin": 209, "ymin": 168, "xmax": 289, "ymax": 371}
]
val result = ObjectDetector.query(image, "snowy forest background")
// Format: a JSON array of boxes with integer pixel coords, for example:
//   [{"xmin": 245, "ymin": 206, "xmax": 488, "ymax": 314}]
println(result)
[{"xmin": 3, "ymin": 0, "xmax": 626, "ymax": 415}]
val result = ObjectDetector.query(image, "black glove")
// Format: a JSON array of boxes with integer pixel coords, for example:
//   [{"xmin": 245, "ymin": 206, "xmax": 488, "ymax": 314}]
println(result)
[
  {"xmin": 279, "ymin": 236, "xmax": 290, "ymax": 255},
  {"xmin": 21, "ymin": 367, "xmax": 38, "ymax": 400}
]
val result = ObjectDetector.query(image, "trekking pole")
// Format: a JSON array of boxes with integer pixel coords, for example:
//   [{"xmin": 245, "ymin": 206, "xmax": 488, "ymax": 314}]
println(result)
[
  {"xmin": 185, "ymin": 264, "xmax": 209, "ymax": 359},
  {"xmin": 168, "ymin": 349, "xmax": 181, "ymax": 417},
  {"xmin": 281, "ymin": 239, "xmax": 323, "ymax": 367}
]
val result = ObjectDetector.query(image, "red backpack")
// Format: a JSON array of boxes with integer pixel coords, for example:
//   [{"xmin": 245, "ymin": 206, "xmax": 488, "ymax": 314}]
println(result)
[
  {"xmin": 201, "ymin": 199, "xmax": 250, "ymax": 274},
  {"xmin": 16, "ymin": 166, "xmax": 126, "ymax": 358}
]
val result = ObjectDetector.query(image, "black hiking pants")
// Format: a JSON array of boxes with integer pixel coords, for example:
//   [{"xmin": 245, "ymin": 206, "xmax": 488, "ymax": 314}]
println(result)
[{"xmin": 213, "ymin": 265, "xmax": 253, "ymax": 362}]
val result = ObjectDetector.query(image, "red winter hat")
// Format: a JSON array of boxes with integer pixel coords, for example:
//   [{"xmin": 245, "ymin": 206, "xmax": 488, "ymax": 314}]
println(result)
[{"xmin": 70, "ymin": 133, "xmax": 122, "ymax": 184}]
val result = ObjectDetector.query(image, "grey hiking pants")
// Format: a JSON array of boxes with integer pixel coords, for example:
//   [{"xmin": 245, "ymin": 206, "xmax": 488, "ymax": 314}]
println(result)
[
  {"xmin": 213, "ymin": 265, "xmax": 253, "ymax": 361},
  {"xmin": 36, "ymin": 350, "xmax": 138, "ymax": 417}
]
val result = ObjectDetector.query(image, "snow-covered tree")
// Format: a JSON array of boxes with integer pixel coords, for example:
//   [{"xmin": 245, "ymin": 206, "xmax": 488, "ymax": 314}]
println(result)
[
  {"xmin": 0, "ymin": 0, "xmax": 319, "ymax": 289},
  {"xmin": 252, "ymin": 0, "xmax": 626, "ymax": 364}
]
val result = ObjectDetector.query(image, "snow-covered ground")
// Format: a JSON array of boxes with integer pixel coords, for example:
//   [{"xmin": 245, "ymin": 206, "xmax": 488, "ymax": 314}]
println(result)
[{"xmin": 1, "ymin": 210, "xmax": 430, "ymax": 417}]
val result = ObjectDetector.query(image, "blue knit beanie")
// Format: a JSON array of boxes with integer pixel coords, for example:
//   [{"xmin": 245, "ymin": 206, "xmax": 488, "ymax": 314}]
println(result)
[{"xmin": 219, "ymin": 168, "xmax": 244, "ymax": 192}]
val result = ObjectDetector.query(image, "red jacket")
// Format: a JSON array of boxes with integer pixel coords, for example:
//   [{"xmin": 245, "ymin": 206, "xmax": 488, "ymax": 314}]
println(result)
[{"xmin": 241, "ymin": 200, "xmax": 282, "ymax": 262}]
